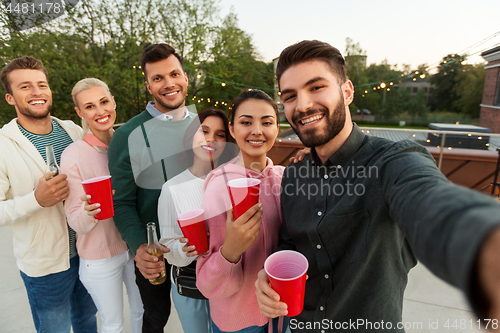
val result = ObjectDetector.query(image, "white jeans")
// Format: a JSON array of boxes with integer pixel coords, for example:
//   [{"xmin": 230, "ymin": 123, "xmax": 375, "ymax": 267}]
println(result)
[{"xmin": 79, "ymin": 250, "xmax": 143, "ymax": 333}]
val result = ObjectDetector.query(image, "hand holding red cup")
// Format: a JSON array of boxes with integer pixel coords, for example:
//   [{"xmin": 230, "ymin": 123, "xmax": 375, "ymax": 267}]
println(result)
[
  {"xmin": 264, "ymin": 250, "xmax": 309, "ymax": 317},
  {"xmin": 176, "ymin": 209, "xmax": 209, "ymax": 255},
  {"xmin": 227, "ymin": 178, "xmax": 261, "ymax": 220},
  {"xmin": 81, "ymin": 175, "xmax": 114, "ymax": 220}
]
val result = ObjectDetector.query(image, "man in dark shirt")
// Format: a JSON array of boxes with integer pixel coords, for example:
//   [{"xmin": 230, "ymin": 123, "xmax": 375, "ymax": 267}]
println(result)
[{"xmin": 255, "ymin": 40, "xmax": 500, "ymax": 332}]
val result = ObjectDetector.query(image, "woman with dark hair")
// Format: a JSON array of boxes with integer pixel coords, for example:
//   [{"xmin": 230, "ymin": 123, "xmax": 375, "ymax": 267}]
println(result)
[
  {"xmin": 196, "ymin": 90, "xmax": 289, "ymax": 333},
  {"xmin": 158, "ymin": 109, "xmax": 236, "ymax": 333}
]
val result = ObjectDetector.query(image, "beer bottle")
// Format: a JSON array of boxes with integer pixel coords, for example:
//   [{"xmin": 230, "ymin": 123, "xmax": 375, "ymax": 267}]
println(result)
[
  {"xmin": 44, "ymin": 145, "xmax": 60, "ymax": 180},
  {"xmin": 147, "ymin": 222, "xmax": 167, "ymax": 285}
]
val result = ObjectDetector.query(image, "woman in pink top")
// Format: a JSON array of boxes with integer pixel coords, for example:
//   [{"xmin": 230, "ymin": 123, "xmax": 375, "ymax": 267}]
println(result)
[
  {"xmin": 60, "ymin": 78, "xmax": 143, "ymax": 333},
  {"xmin": 196, "ymin": 89, "xmax": 289, "ymax": 333}
]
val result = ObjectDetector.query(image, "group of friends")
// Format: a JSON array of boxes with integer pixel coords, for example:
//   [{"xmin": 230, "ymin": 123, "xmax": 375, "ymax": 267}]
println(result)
[{"xmin": 2, "ymin": 40, "xmax": 500, "ymax": 333}]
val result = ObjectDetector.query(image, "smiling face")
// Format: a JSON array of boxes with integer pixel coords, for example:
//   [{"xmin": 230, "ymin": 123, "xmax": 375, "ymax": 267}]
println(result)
[
  {"xmin": 75, "ymin": 86, "xmax": 116, "ymax": 135},
  {"xmin": 5, "ymin": 69, "xmax": 52, "ymax": 120},
  {"xmin": 191, "ymin": 115, "xmax": 227, "ymax": 164},
  {"xmin": 230, "ymin": 99, "xmax": 279, "ymax": 167},
  {"xmin": 144, "ymin": 55, "xmax": 188, "ymax": 113},
  {"xmin": 279, "ymin": 60, "xmax": 353, "ymax": 148}
]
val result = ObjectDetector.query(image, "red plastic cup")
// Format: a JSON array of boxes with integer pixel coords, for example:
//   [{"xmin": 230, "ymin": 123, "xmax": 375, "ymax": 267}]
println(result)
[
  {"xmin": 81, "ymin": 175, "xmax": 114, "ymax": 220},
  {"xmin": 227, "ymin": 178, "xmax": 261, "ymax": 220},
  {"xmin": 176, "ymin": 209, "xmax": 209, "ymax": 255},
  {"xmin": 264, "ymin": 250, "xmax": 309, "ymax": 317}
]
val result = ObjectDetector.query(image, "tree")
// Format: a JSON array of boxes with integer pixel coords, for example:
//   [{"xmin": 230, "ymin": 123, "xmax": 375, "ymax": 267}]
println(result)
[
  {"xmin": 190, "ymin": 11, "xmax": 274, "ymax": 111},
  {"xmin": 0, "ymin": 0, "xmax": 274, "ymax": 126},
  {"xmin": 156, "ymin": 0, "xmax": 220, "ymax": 95},
  {"xmin": 345, "ymin": 38, "xmax": 368, "ymax": 86},
  {"xmin": 345, "ymin": 38, "xmax": 370, "ymax": 113},
  {"xmin": 452, "ymin": 63, "xmax": 485, "ymax": 118},
  {"xmin": 429, "ymin": 54, "xmax": 466, "ymax": 112}
]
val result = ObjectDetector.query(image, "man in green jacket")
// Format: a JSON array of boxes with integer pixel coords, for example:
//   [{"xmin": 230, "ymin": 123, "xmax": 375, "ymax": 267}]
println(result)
[{"xmin": 108, "ymin": 43, "xmax": 196, "ymax": 333}]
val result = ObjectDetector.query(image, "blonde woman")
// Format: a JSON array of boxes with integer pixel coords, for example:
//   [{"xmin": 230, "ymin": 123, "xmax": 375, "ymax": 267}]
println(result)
[{"xmin": 60, "ymin": 78, "xmax": 143, "ymax": 333}]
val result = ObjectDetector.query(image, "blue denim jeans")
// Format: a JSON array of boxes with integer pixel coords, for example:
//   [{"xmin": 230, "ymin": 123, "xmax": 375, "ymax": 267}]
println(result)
[
  {"xmin": 212, "ymin": 316, "xmax": 290, "ymax": 333},
  {"xmin": 20, "ymin": 256, "xmax": 97, "ymax": 333},
  {"xmin": 171, "ymin": 282, "xmax": 211, "ymax": 333}
]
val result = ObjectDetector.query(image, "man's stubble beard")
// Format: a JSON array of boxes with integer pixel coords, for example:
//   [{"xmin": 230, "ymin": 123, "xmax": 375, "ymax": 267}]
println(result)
[
  {"xmin": 291, "ymin": 97, "xmax": 346, "ymax": 148},
  {"xmin": 154, "ymin": 86, "xmax": 187, "ymax": 113},
  {"xmin": 17, "ymin": 102, "xmax": 52, "ymax": 120},
  {"xmin": 155, "ymin": 98, "xmax": 185, "ymax": 113}
]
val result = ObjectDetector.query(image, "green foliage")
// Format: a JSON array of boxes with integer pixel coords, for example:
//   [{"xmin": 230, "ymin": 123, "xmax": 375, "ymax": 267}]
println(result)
[
  {"xmin": 364, "ymin": 60, "xmax": 401, "ymax": 84},
  {"xmin": 0, "ymin": 0, "xmax": 274, "ymax": 126},
  {"xmin": 384, "ymin": 87, "xmax": 429, "ymax": 119},
  {"xmin": 429, "ymin": 54, "xmax": 484, "ymax": 118},
  {"xmin": 191, "ymin": 12, "xmax": 274, "ymax": 111},
  {"xmin": 452, "ymin": 64, "xmax": 485, "ymax": 118},
  {"xmin": 346, "ymin": 39, "xmax": 484, "ymax": 123},
  {"xmin": 429, "ymin": 54, "xmax": 466, "ymax": 113}
]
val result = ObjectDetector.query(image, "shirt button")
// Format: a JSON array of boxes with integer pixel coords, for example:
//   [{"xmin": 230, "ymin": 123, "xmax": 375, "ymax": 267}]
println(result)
[
  {"xmin": 316, "ymin": 244, "xmax": 321, "ymax": 249},
  {"xmin": 325, "ymin": 274, "xmax": 329, "ymax": 279},
  {"xmin": 317, "ymin": 211, "xmax": 322, "ymax": 216},
  {"xmin": 320, "ymin": 306, "xmax": 324, "ymax": 311},
  {"xmin": 321, "ymin": 330, "xmax": 325, "ymax": 333},
  {"xmin": 337, "ymin": 165, "xmax": 342, "ymax": 169},
  {"xmin": 323, "ymin": 174, "xmax": 328, "ymax": 179}
]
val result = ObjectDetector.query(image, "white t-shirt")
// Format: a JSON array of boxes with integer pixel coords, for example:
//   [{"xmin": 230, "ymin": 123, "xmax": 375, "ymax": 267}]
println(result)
[{"xmin": 158, "ymin": 169, "xmax": 204, "ymax": 270}]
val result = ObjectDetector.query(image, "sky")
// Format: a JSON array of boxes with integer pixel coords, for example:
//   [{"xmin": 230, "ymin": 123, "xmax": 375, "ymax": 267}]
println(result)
[{"xmin": 218, "ymin": 0, "xmax": 500, "ymax": 71}]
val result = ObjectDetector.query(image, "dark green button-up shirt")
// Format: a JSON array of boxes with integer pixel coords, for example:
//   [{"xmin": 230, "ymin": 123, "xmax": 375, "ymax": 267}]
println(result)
[{"xmin": 279, "ymin": 124, "xmax": 500, "ymax": 332}]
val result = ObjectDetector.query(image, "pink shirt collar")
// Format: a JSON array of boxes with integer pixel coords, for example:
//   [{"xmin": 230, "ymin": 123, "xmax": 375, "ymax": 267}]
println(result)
[{"xmin": 84, "ymin": 133, "xmax": 108, "ymax": 152}]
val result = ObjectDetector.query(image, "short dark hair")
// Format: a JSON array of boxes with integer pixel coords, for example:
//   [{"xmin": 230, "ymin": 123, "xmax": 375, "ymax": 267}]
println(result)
[
  {"xmin": 276, "ymin": 40, "xmax": 347, "ymax": 88},
  {"xmin": 229, "ymin": 89, "xmax": 279, "ymax": 126},
  {"xmin": 179, "ymin": 109, "xmax": 236, "ymax": 166},
  {"xmin": 140, "ymin": 43, "xmax": 183, "ymax": 79},
  {"xmin": 1, "ymin": 56, "xmax": 48, "ymax": 95}
]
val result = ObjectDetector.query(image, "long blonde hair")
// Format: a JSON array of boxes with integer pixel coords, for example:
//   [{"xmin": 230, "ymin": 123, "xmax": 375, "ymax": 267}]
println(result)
[{"xmin": 72, "ymin": 78, "xmax": 112, "ymax": 134}]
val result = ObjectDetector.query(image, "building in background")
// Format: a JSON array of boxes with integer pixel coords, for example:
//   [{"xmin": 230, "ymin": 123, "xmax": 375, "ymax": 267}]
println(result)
[
  {"xmin": 398, "ymin": 77, "xmax": 434, "ymax": 104},
  {"xmin": 479, "ymin": 46, "xmax": 500, "ymax": 133},
  {"xmin": 345, "ymin": 54, "xmax": 367, "ymax": 68}
]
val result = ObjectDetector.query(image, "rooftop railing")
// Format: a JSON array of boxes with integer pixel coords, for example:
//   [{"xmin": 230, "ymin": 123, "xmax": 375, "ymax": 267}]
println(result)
[{"xmin": 278, "ymin": 124, "xmax": 500, "ymax": 171}]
